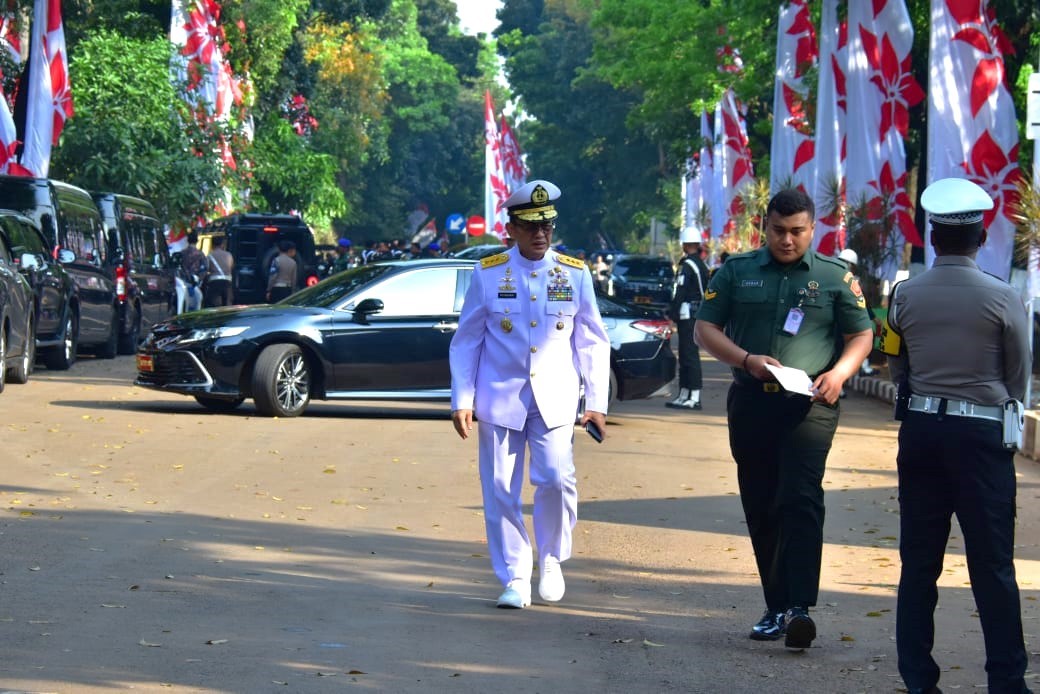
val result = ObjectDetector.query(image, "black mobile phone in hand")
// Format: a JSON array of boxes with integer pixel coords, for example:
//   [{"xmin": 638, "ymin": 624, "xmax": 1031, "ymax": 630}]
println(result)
[{"xmin": 585, "ymin": 421, "xmax": 603, "ymax": 443}]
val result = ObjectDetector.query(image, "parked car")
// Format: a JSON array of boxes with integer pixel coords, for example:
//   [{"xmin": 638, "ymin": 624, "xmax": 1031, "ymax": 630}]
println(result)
[
  {"xmin": 134, "ymin": 258, "xmax": 676, "ymax": 417},
  {"xmin": 0, "ymin": 175, "xmax": 119, "ymax": 357},
  {"xmin": 606, "ymin": 254, "xmax": 675, "ymax": 308},
  {"xmin": 93, "ymin": 193, "xmax": 176, "ymax": 353},
  {"xmin": 0, "ymin": 224, "xmax": 35, "ymax": 389},
  {"xmin": 0, "ymin": 211, "xmax": 79, "ymax": 369},
  {"xmin": 450, "ymin": 243, "xmax": 508, "ymax": 260},
  {"xmin": 199, "ymin": 213, "xmax": 320, "ymax": 304}
]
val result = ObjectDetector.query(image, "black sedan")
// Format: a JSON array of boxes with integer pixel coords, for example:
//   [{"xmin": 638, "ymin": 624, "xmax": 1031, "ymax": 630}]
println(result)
[
  {"xmin": 134, "ymin": 259, "xmax": 676, "ymax": 417},
  {"xmin": 0, "ymin": 222, "xmax": 35, "ymax": 390}
]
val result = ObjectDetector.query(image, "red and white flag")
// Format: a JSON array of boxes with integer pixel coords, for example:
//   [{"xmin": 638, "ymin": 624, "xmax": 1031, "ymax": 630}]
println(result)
[
  {"xmin": 712, "ymin": 89, "xmax": 755, "ymax": 239},
  {"xmin": 845, "ymin": 0, "xmax": 925, "ymax": 262},
  {"xmin": 483, "ymin": 90, "xmax": 508, "ymax": 240},
  {"xmin": 44, "ymin": 0, "xmax": 72, "ymax": 144},
  {"xmin": 499, "ymin": 115, "xmax": 527, "ymax": 197},
  {"xmin": 1, "ymin": 3, "xmax": 21, "ymax": 65},
  {"xmin": 19, "ymin": 0, "xmax": 53, "ymax": 177},
  {"xmin": 812, "ymin": 0, "xmax": 847, "ymax": 255},
  {"xmin": 769, "ymin": 0, "xmax": 817, "ymax": 195},
  {"xmin": 926, "ymin": 0, "xmax": 1020, "ymax": 279}
]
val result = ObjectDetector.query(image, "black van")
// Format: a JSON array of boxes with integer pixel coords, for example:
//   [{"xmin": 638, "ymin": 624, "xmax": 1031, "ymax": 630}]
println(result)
[
  {"xmin": 0, "ymin": 176, "xmax": 119, "ymax": 357},
  {"xmin": 93, "ymin": 193, "xmax": 175, "ymax": 353},
  {"xmin": 201, "ymin": 213, "xmax": 319, "ymax": 304}
]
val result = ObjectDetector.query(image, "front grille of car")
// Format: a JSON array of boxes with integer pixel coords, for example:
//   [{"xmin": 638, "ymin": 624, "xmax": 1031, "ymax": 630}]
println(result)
[{"xmin": 137, "ymin": 351, "xmax": 209, "ymax": 386}]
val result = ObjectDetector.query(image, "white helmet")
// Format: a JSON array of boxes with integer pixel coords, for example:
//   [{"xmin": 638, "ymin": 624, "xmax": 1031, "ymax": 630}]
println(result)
[
  {"xmin": 837, "ymin": 248, "xmax": 858, "ymax": 266},
  {"xmin": 680, "ymin": 226, "xmax": 702, "ymax": 244}
]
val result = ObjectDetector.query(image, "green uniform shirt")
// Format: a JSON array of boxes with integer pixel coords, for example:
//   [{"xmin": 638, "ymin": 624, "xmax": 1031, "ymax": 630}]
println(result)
[{"xmin": 697, "ymin": 248, "xmax": 872, "ymax": 380}]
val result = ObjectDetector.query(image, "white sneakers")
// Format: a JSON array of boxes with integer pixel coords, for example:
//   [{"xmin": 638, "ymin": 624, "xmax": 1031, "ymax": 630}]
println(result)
[
  {"xmin": 538, "ymin": 556, "xmax": 565, "ymax": 602},
  {"xmin": 495, "ymin": 557, "xmax": 566, "ymax": 608},
  {"xmin": 496, "ymin": 579, "xmax": 531, "ymax": 609}
]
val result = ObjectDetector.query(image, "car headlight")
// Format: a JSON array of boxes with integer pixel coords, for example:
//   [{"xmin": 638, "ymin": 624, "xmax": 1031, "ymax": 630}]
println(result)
[{"xmin": 177, "ymin": 326, "xmax": 249, "ymax": 344}]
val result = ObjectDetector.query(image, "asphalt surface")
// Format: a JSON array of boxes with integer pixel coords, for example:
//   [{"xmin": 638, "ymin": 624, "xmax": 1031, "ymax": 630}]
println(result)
[{"xmin": 1, "ymin": 353, "xmax": 1039, "ymax": 693}]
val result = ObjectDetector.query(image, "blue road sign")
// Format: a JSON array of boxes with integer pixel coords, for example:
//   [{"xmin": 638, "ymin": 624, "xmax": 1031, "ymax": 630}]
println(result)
[{"xmin": 446, "ymin": 213, "xmax": 466, "ymax": 234}]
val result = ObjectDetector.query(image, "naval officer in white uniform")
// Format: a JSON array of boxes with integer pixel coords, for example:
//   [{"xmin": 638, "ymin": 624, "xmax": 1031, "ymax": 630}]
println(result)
[{"xmin": 450, "ymin": 179, "xmax": 611, "ymax": 609}]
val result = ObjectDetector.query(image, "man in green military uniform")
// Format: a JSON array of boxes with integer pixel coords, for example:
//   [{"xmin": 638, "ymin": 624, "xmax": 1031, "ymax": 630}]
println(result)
[{"xmin": 694, "ymin": 188, "xmax": 873, "ymax": 650}]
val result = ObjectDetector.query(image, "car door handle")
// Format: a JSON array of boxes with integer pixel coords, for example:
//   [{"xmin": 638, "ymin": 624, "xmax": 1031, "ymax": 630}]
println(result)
[{"xmin": 432, "ymin": 321, "xmax": 458, "ymax": 333}]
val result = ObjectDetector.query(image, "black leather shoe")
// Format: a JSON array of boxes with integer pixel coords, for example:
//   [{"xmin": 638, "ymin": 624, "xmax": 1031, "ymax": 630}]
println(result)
[
  {"xmin": 784, "ymin": 607, "xmax": 816, "ymax": 649},
  {"xmin": 748, "ymin": 610, "xmax": 785, "ymax": 641}
]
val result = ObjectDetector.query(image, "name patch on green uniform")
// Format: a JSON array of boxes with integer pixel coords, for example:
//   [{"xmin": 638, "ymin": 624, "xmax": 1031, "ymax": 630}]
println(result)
[{"xmin": 740, "ymin": 279, "xmax": 764, "ymax": 287}]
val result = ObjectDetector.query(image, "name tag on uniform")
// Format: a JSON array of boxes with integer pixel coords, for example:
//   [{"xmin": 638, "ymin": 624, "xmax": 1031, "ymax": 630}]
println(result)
[
  {"xmin": 783, "ymin": 307, "xmax": 804, "ymax": 335},
  {"xmin": 740, "ymin": 279, "xmax": 764, "ymax": 287},
  {"xmin": 498, "ymin": 292, "xmax": 517, "ymax": 298}
]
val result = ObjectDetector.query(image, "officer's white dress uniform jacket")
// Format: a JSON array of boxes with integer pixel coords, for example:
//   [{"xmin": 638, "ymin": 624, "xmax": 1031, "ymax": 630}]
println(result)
[{"xmin": 450, "ymin": 247, "xmax": 610, "ymax": 430}]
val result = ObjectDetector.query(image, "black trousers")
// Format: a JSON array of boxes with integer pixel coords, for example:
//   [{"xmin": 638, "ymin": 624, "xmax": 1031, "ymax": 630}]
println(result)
[
  {"xmin": 268, "ymin": 286, "xmax": 293, "ymax": 303},
  {"xmin": 896, "ymin": 412, "xmax": 1028, "ymax": 693},
  {"xmin": 727, "ymin": 383, "xmax": 838, "ymax": 612},
  {"xmin": 676, "ymin": 319, "xmax": 702, "ymax": 390},
  {"xmin": 203, "ymin": 279, "xmax": 232, "ymax": 307}
]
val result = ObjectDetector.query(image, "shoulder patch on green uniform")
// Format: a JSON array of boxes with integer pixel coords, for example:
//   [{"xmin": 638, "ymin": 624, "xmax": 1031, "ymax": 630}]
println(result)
[
  {"xmin": 556, "ymin": 253, "xmax": 585, "ymax": 269},
  {"xmin": 481, "ymin": 253, "xmax": 509, "ymax": 269}
]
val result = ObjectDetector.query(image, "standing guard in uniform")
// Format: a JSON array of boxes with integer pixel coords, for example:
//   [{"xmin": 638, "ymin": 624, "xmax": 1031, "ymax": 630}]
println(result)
[
  {"xmin": 883, "ymin": 178, "xmax": 1031, "ymax": 694},
  {"xmin": 667, "ymin": 227, "xmax": 710, "ymax": 409},
  {"xmin": 449, "ymin": 179, "xmax": 611, "ymax": 609},
  {"xmin": 203, "ymin": 236, "xmax": 234, "ymax": 307},
  {"xmin": 694, "ymin": 188, "xmax": 874, "ymax": 649},
  {"xmin": 266, "ymin": 240, "xmax": 297, "ymax": 303}
]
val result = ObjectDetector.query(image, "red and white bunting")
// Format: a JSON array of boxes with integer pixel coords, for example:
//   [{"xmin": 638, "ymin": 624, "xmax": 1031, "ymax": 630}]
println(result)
[
  {"xmin": 769, "ymin": 0, "xmax": 817, "ymax": 195},
  {"xmin": 812, "ymin": 0, "xmax": 847, "ymax": 255},
  {"xmin": 846, "ymin": 0, "xmax": 925, "ymax": 261},
  {"xmin": 499, "ymin": 115, "xmax": 527, "ymax": 198},
  {"xmin": 926, "ymin": 0, "xmax": 1020, "ymax": 279},
  {"xmin": 483, "ymin": 91, "xmax": 508, "ymax": 241},
  {"xmin": 711, "ymin": 89, "xmax": 755, "ymax": 239},
  {"xmin": 19, "ymin": 0, "xmax": 52, "ymax": 177}
]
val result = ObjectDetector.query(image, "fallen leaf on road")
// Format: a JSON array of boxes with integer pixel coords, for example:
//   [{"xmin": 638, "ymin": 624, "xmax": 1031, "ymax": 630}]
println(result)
[
  {"xmin": 139, "ymin": 639, "xmax": 162, "ymax": 647},
  {"xmin": 642, "ymin": 639, "xmax": 664, "ymax": 647},
  {"xmin": 206, "ymin": 639, "xmax": 229, "ymax": 645},
  {"xmin": 840, "ymin": 634, "xmax": 855, "ymax": 642},
  {"xmin": 101, "ymin": 604, "xmax": 126, "ymax": 609},
  {"xmin": 612, "ymin": 638, "xmax": 633, "ymax": 644}
]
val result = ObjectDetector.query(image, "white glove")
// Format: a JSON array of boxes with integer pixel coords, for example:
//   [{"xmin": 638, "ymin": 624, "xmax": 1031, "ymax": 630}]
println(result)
[{"xmin": 678, "ymin": 302, "xmax": 691, "ymax": 320}]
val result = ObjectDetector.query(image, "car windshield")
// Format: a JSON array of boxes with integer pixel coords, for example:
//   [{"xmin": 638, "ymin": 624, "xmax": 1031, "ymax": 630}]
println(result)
[
  {"xmin": 280, "ymin": 264, "xmax": 396, "ymax": 308},
  {"xmin": 616, "ymin": 259, "xmax": 672, "ymax": 277}
]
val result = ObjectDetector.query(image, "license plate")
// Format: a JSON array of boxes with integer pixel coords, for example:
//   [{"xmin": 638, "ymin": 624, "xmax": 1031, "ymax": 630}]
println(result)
[
  {"xmin": 634, "ymin": 296, "xmax": 652, "ymax": 304},
  {"xmin": 136, "ymin": 354, "xmax": 154, "ymax": 372}
]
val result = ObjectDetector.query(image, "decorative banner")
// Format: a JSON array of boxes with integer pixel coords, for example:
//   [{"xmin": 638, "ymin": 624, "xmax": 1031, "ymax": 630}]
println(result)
[
  {"xmin": 682, "ymin": 111, "xmax": 713, "ymax": 240},
  {"xmin": 712, "ymin": 88, "xmax": 755, "ymax": 239},
  {"xmin": 500, "ymin": 115, "xmax": 527, "ymax": 198},
  {"xmin": 769, "ymin": 0, "xmax": 817, "ymax": 195},
  {"xmin": 926, "ymin": 0, "xmax": 1020, "ymax": 279},
  {"xmin": 812, "ymin": 0, "xmax": 847, "ymax": 255},
  {"xmin": 483, "ymin": 90, "xmax": 508, "ymax": 241},
  {"xmin": 846, "ymin": 0, "xmax": 925, "ymax": 266}
]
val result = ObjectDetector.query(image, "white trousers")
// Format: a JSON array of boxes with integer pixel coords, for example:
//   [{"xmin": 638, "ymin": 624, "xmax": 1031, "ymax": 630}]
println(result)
[{"xmin": 477, "ymin": 414, "xmax": 577, "ymax": 587}]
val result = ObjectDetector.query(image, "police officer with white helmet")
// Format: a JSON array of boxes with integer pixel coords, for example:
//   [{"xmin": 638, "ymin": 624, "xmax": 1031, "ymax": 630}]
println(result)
[
  {"xmin": 667, "ymin": 226, "xmax": 709, "ymax": 409},
  {"xmin": 450, "ymin": 179, "xmax": 611, "ymax": 609},
  {"xmin": 883, "ymin": 177, "xmax": 1031, "ymax": 694}
]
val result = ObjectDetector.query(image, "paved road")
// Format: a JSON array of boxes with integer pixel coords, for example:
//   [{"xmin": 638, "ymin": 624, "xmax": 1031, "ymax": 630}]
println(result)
[{"xmin": 1, "ymin": 354, "xmax": 1038, "ymax": 693}]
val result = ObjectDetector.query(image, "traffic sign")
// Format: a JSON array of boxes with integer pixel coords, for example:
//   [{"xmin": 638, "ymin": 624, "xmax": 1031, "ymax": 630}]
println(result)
[
  {"xmin": 445, "ymin": 213, "xmax": 465, "ymax": 234},
  {"xmin": 466, "ymin": 215, "xmax": 486, "ymax": 237},
  {"xmin": 1027, "ymin": 73, "xmax": 1040, "ymax": 140}
]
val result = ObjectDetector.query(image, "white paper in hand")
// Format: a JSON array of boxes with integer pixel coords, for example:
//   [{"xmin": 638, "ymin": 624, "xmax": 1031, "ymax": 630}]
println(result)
[{"xmin": 763, "ymin": 364, "xmax": 815, "ymax": 396}]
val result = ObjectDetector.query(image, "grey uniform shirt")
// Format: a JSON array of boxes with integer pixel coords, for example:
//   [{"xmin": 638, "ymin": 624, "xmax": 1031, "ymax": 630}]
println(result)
[
  {"xmin": 267, "ymin": 253, "xmax": 297, "ymax": 291},
  {"xmin": 888, "ymin": 255, "xmax": 1029, "ymax": 404}
]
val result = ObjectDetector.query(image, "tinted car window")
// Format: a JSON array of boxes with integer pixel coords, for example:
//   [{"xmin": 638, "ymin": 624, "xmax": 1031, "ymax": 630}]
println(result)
[
  {"xmin": 615, "ymin": 258, "xmax": 672, "ymax": 277},
  {"xmin": 281, "ymin": 264, "xmax": 396, "ymax": 308},
  {"xmin": 3, "ymin": 218, "xmax": 45, "ymax": 256},
  {"xmin": 349, "ymin": 267, "xmax": 458, "ymax": 316}
]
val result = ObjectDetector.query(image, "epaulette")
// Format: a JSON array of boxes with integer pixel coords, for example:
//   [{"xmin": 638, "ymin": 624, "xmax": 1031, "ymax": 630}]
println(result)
[
  {"xmin": 481, "ymin": 253, "xmax": 509, "ymax": 269},
  {"xmin": 814, "ymin": 252, "xmax": 848, "ymax": 270},
  {"xmin": 555, "ymin": 253, "xmax": 585, "ymax": 269}
]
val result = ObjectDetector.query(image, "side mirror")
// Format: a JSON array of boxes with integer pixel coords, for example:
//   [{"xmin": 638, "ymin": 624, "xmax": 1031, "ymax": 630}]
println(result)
[
  {"xmin": 20, "ymin": 253, "xmax": 39, "ymax": 271},
  {"xmin": 57, "ymin": 249, "xmax": 75, "ymax": 264},
  {"xmin": 353, "ymin": 297, "xmax": 384, "ymax": 323}
]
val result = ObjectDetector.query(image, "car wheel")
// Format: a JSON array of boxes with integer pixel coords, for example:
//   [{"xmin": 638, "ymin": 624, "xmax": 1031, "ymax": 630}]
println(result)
[
  {"xmin": 252, "ymin": 343, "xmax": 310, "ymax": 417},
  {"xmin": 608, "ymin": 368, "xmax": 618, "ymax": 406},
  {"xmin": 117, "ymin": 307, "xmax": 141, "ymax": 355},
  {"xmin": 7, "ymin": 316, "xmax": 34, "ymax": 384},
  {"xmin": 0, "ymin": 325, "xmax": 7, "ymax": 394},
  {"xmin": 43, "ymin": 312, "xmax": 77, "ymax": 370},
  {"xmin": 96, "ymin": 312, "xmax": 119, "ymax": 359},
  {"xmin": 194, "ymin": 395, "xmax": 245, "ymax": 412}
]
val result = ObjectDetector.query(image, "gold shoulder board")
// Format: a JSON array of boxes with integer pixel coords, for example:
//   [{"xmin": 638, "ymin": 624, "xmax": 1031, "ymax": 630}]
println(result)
[
  {"xmin": 556, "ymin": 254, "xmax": 585, "ymax": 269},
  {"xmin": 481, "ymin": 253, "xmax": 509, "ymax": 269}
]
